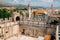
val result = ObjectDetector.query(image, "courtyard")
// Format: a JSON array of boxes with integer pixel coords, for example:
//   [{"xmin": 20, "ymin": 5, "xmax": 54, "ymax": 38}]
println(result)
[{"xmin": 0, "ymin": 35, "xmax": 37, "ymax": 40}]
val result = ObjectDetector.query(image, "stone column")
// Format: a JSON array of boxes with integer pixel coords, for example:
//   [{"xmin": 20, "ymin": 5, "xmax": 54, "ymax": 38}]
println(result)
[{"xmin": 56, "ymin": 25, "xmax": 59, "ymax": 40}]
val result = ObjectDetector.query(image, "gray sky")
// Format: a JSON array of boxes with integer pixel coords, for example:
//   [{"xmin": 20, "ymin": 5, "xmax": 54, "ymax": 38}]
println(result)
[{"xmin": 0, "ymin": 0, "xmax": 60, "ymax": 7}]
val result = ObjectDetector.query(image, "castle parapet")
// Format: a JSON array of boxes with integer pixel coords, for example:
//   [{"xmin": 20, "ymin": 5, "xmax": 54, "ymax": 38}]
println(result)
[
  {"xmin": 9, "ymin": 17, "xmax": 12, "ymax": 22},
  {"xmin": 0, "ymin": 17, "xmax": 12, "ymax": 24}
]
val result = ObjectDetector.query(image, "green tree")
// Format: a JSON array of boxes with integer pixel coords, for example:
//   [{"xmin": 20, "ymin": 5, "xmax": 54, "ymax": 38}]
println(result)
[
  {"xmin": 0, "ymin": 9, "xmax": 3, "ymax": 18},
  {"xmin": 20, "ymin": 11, "xmax": 24, "ymax": 16},
  {"xmin": 0, "ymin": 8, "xmax": 13, "ymax": 19}
]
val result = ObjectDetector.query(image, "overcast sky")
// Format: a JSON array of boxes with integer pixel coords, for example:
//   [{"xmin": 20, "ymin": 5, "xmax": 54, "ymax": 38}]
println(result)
[{"xmin": 0, "ymin": 0, "xmax": 60, "ymax": 7}]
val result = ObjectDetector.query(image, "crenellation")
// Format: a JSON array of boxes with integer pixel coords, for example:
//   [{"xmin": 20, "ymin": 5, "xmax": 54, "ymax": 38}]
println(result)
[
  {"xmin": 0, "ymin": 17, "xmax": 13, "ymax": 23},
  {"xmin": 0, "ymin": 19, "xmax": 4, "ymax": 24},
  {"xmin": 0, "ymin": 19, "xmax": 1, "ymax": 23},
  {"xmin": 0, "ymin": 18, "xmax": 3, "ymax": 21},
  {"xmin": 9, "ymin": 17, "xmax": 12, "ymax": 22},
  {"xmin": 5, "ymin": 18, "xmax": 8, "ymax": 21}
]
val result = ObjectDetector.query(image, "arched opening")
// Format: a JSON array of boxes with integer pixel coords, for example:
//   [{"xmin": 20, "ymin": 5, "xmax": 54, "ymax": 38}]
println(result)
[
  {"xmin": 22, "ymin": 29, "xmax": 25, "ymax": 34},
  {"xmin": 16, "ymin": 16, "xmax": 20, "ymax": 21},
  {"xmin": 50, "ymin": 20, "xmax": 58, "ymax": 25}
]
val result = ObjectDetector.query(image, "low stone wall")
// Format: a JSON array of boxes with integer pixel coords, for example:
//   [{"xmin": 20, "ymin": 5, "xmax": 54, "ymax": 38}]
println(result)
[{"xmin": 19, "ymin": 25, "xmax": 56, "ymax": 38}]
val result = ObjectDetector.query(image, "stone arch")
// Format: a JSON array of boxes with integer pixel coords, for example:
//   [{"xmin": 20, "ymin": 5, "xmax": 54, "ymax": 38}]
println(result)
[{"xmin": 16, "ymin": 16, "xmax": 20, "ymax": 21}]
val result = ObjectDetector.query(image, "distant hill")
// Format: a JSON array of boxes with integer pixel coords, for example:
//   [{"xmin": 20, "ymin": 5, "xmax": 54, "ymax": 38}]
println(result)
[
  {"xmin": 0, "ymin": 1, "xmax": 45, "ymax": 9},
  {"xmin": 0, "ymin": 1, "xmax": 18, "ymax": 7},
  {"xmin": 0, "ymin": 1, "xmax": 60, "ymax": 9},
  {"xmin": 17, "ymin": 4, "xmax": 45, "ymax": 9}
]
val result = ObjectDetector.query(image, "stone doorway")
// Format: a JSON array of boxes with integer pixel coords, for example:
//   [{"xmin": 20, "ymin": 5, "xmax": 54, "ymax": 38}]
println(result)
[
  {"xmin": 22, "ymin": 29, "xmax": 25, "ymax": 35},
  {"xmin": 16, "ymin": 16, "xmax": 20, "ymax": 21}
]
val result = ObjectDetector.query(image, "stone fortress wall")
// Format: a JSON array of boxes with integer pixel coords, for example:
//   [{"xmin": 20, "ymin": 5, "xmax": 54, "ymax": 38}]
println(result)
[
  {"xmin": 0, "ymin": 17, "xmax": 56, "ymax": 39},
  {"xmin": 0, "ymin": 10, "xmax": 56, "ymax": 40},
  {"xmin": 0, "ymin": 17, "xmax": 20, "ymax": 39},
  {"xmin": 19, "ymin": 24, "xmax": 56, "ymax": 38}
]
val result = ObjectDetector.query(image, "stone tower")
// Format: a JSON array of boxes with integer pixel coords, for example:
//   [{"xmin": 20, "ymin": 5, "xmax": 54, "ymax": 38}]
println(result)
[
  {"xmin": 51, "ymin": 3, "xmax": 53, "ymax": 9},
  {"xmin": 12, "ymin": 10, "xmax": 20, "ymax": 22},
  {"xmin": 28, "ymin": 3, "xmax": 31, "ymax": 20},
  {"xmin": 50, "ymin": 3, "xmax": 54, "ymax": 13}
]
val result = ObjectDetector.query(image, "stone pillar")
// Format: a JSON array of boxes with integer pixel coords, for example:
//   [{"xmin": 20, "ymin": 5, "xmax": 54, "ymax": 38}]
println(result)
[
  {"xmin": 29, "ymin": 29, "xmax": 33, "ymax": 37},
  {"xmin": 16, "ymin": 24, "xmax": 20, "ymax": 37},
  {"xmin": 28, "ymin": 4, "xmax": 32, "ymax": 20},
  {"xmin": 56, "ymin": 26, "xmax": 59, "ymax": 40},
  {"xmin": 32, "ymin": 29, "xmax": 34, "ymax": 37},
  {"xmin": 34, "ymin": 29, "xmax": 36, "ymax": 37}
]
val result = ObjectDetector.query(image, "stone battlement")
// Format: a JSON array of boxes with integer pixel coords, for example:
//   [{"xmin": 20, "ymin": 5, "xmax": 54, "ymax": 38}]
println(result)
[
  {"xmin": 0, "ymin": 17, "xmax": 20, "ymax": 28},
  {"xmin": 0, "ymin": 17, "xmax": 13, "ymax": 23}
]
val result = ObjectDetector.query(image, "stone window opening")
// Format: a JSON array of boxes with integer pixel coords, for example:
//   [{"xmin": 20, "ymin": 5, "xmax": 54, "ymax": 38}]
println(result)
[{"xmin": 22, "ymin": 29, "xmax": 25, "ymax": 35}]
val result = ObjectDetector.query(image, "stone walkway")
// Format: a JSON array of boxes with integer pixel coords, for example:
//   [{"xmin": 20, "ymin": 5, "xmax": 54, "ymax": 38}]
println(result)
[{"xmin": 6, "ymin": 35, "xmax": 37, "ymax": 40}]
